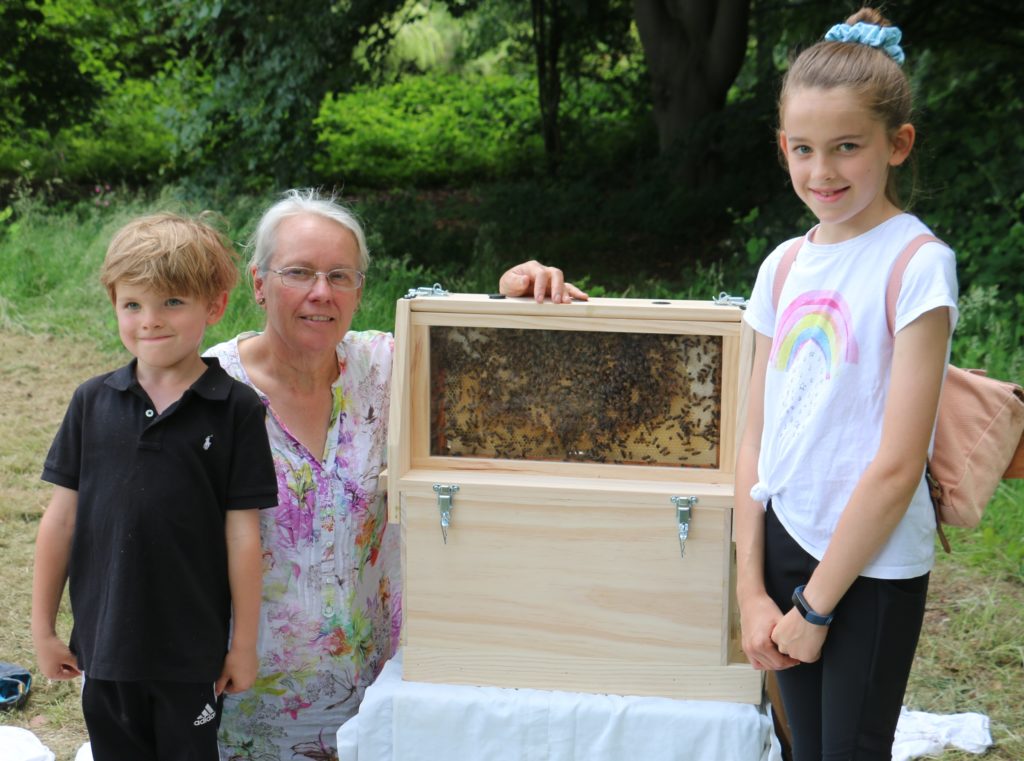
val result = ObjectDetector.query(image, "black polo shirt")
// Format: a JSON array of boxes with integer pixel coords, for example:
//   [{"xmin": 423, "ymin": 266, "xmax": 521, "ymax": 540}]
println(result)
[{"xmin": 42, "ymin": 357, "xmax": 277, "ymax": 682}]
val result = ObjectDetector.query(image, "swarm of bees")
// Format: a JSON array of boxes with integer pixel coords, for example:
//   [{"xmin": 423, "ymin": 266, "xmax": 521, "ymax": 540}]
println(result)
[{"xmin": 429, "ymin": 326, "xmax": 722, "ymax": 468}]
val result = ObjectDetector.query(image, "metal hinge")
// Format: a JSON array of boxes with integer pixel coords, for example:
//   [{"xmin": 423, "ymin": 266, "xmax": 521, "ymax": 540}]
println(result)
[
  {"xmin": 404, "ymin": 283, "xmax": 449, "ymax": 299},
  {"xmin": 713, "ymin": 292, "xmax": 747, "ymax": 309}
]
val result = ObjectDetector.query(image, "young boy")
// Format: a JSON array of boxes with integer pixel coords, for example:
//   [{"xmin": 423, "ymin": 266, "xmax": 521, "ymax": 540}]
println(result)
[{"xmin": 31, "ymin": 212, "xmax": 277, "ymax": 760}]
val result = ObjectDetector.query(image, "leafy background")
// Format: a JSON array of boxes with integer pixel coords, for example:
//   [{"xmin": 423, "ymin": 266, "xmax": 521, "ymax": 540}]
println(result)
[{"xmin": 1, "ymin": 0, "xmax": 1021, "ymax": 758}]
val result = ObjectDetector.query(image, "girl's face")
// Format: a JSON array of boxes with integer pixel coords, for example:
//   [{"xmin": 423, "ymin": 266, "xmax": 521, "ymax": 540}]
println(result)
[{"xmin": 779, "ymin": 86, "xmax": 914, "ymax": 244}]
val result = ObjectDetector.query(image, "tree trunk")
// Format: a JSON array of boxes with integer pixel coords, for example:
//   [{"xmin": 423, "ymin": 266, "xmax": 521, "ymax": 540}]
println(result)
[
  {"xmin": 633, "ymin": 0, "xmax": 750, "ymax": 154},
  {"xmin": 532, "ymin": 0, "xmax": 564, "ymax": 176}
]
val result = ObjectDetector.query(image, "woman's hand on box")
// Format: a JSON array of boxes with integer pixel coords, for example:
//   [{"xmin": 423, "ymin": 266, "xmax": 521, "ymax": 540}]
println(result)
[{"xmin": 499, "ymin": 261, "xmax": 589, "ymax": 304}]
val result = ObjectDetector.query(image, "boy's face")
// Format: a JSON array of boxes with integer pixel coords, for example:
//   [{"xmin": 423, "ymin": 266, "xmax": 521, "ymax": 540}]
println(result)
[{"xmin": 113, "ymin": 283, "xmax": 226, "ymax": 373}]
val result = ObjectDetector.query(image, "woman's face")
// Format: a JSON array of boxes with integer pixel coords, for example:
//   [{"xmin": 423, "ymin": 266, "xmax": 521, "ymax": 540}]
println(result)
[{"xmin": 254, "ymin": 213, "xmax": 363, "ymax": 357}]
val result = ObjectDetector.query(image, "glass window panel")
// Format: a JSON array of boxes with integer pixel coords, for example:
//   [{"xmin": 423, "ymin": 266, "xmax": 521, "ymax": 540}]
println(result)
[{"xmin": 429, "ymin": 326, "xmax": 722, "ymax": 467}]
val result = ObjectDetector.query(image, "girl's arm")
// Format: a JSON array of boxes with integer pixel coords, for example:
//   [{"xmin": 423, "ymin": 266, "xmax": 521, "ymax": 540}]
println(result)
[
  {"xmin": 736, "ymin": 331, "xmax": 800, "ymax": 671},
  {"xmin": 217, "ymin": 508, "xmax": 263, "ymax": 695},
  {"xmin": 770, "ymin": 306, "xmax": 950, "ymax": 663},
  {"xmin": 31, "ymin": 485, "xmax": 81, "ymax": 680}
]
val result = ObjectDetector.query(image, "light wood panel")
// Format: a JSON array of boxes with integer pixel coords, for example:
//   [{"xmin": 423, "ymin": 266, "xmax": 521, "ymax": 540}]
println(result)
[
  {"xmin": 402, "ymin": 646, "xmax": 762, "ymax": 703},
  {"xmin": 387, "ymin": 299, "xmax": 413, "ymax": 523},
  {"xmin": 399, "ymin": 481, "xmax": 757, "ymax": 701},
  {"xmin": 407, "ymin": 294, "xmax": 745, "ymax": 325},
  {"xmin": 389, "ymin": 294, "xmax": 759, "ymax": 702}
]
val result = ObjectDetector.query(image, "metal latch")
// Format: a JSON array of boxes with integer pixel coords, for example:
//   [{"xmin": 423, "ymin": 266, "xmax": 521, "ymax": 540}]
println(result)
[
  {"xmin": 670, "ymin": 496, "xmax": 698, "ymax": 558},
  {"xmin": 404, "ymin": 283, "xmax": 449, "ymax": 299},
  {"xmin": 433, "ymin": 483, "xmax": 459, "ymax": 543}
]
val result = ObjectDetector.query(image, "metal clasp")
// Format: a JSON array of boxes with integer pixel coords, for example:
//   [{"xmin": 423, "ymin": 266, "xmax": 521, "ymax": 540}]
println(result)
[
  {"xmin": 670, "ymin": 495, "xmax": 698, "ymax": 558},
  {"xmin": 433, "ymin": 483, "xmax": 459, "ymax": 543},
  {"xmin": 713, "ymin": 292, "xmax": 747, "ymax": 309},
  {"xmin": 403, "ymin": 283, "xmax": 449, "ymax": 299}
]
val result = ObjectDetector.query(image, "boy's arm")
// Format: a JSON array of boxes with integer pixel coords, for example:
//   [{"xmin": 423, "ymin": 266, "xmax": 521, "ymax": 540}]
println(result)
[
  {"xmin": 32, "ymin": 485, "xmax": 82, "ymax": 680},
  {"xmin": 216, "ymin": 508, "xmax": 262, "ymax": 695}
]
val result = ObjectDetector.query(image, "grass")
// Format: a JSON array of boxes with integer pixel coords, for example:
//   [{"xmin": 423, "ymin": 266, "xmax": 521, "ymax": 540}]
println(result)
[
  {"xmin": 0, "ymin": 332, "xmax": 111, "ymax": 758},
  {"xmin": 908, "ymin": 536, "xmax": 1024, "ymax": 759},
  {"xmin": 2, "ymin": 195, "xmax": 1022, "ymax": 760},
  {"xmin": 0, "ymin": 188, "xmax": 444, "ymax": 352}
]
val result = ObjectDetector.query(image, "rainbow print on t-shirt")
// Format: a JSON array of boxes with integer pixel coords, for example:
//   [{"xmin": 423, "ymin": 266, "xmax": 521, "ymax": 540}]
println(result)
[{"xmin": 770, "ymin": 290, "xmax": 859, "ymax": 379}]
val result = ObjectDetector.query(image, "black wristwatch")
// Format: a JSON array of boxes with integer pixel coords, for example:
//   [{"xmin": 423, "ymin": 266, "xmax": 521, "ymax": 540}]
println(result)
[{"xmin": 792, "ymin": 585, "xmax": 834, "ymax": 626}]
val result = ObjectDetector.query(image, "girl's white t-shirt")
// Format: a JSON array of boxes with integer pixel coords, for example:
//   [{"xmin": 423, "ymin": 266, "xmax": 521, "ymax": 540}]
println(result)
[{"xmin": 745, "ymin": 213, "xmax": 959, "ymax": 578}]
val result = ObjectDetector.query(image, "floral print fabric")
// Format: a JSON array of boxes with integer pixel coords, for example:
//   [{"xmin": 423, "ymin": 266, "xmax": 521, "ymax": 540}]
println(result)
[{"xmin": 206, "ymin": 331, "xmax": 400, "ymax": 761}]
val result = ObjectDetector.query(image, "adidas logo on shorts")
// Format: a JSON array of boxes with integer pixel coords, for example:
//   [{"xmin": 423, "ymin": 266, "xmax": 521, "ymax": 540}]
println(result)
[{"xmin": 194, "ymin": 703, "xmax": 217, "ymax": 726}]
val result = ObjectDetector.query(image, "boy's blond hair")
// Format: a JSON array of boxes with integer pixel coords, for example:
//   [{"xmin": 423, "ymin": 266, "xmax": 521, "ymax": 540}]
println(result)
[{"xmin": 100, "ymin": 212, "xmax": 239, "ymax": 303}]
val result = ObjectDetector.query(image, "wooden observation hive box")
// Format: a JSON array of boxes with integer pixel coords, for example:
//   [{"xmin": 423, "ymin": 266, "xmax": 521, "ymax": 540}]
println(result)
[{"xmin": 388, "ymin": 293, "xmax": 760, "ymax": 703}]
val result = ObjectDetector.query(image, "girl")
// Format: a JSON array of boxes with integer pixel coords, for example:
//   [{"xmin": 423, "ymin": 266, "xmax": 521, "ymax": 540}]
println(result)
[{"xmin": 736, "ymin": 8, "xmax": 959, "ymax": 760}]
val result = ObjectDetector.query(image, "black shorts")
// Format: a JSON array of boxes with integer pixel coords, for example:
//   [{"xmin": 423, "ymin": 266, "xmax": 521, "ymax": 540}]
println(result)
[{"xmin": 82, "ymin": 677, "xmax": 222, "ymax": 761}]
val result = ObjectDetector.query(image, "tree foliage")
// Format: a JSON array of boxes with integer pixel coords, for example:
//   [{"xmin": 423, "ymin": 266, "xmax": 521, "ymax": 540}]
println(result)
[
  {"xmin": 0, "ymin": 0, "xmax": 101, "ymax": 136},
  {"xmin": 528, "ymin": 0, "xmax": 636, "ymax": 175},
  {"xmin": 2, "ymin": 0, "xmax": 1020, "ymax": 309},
  {"xmin": 436, "ymin": 0, "xmax": 638, "ymax": 176},
  {"xmin": 160, "ymin": 0, "xmax": 405, "ymax": 188}
]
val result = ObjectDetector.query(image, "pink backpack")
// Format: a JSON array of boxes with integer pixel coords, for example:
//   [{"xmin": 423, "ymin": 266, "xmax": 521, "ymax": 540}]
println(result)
[{"xmin": 773, "ymin": 234, "xmax": 1024, "ymax": 552}]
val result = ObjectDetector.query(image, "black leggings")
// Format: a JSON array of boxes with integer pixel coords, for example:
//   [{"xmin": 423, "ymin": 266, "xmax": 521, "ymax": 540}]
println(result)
[{"xmin": 764, "ymin": 504, "xmax": 928, "ymax": 761}]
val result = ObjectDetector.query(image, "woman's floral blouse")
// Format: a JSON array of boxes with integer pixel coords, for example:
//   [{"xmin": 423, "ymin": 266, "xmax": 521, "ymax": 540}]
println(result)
[{"xmin": 207, "ymin": 330, "xmax": 400, "ymax": 761}]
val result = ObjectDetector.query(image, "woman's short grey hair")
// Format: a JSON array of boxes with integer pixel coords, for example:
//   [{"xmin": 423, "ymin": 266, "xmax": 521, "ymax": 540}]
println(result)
[{"xmin": 250, "ymin": 188, "xmax": 370, "ymax": 275}]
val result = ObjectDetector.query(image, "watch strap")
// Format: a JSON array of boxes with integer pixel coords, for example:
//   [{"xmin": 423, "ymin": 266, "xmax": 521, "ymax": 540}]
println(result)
[{"xmin": 792, "ymin": 585, "xmax": 834, "ymax": 626}]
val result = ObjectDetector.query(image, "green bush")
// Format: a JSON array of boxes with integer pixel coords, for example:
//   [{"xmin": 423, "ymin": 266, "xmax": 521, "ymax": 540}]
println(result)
[
  {"xmin": 314, "ymin": 71, "xmax": 649, "ymax": 188},
  {"xmin": 315, "ymin": 73, "xmax": 543, "ymax": 187},
  {"xmin": 0, "ymin": 76, "xmax": 175, "ymax": 191},
  {"xmin": 61, "ymin": 77, "xmax": 176, "ymax": 183},
  {"xmin": 950, "ymin": 285, "xmax": 1024, "ymax": 382}
]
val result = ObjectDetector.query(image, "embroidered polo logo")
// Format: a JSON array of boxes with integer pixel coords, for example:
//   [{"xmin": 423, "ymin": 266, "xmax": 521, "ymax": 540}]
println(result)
[{"xmin": 203, "ymin": 435, "xmax": 213, "ymax": 450}]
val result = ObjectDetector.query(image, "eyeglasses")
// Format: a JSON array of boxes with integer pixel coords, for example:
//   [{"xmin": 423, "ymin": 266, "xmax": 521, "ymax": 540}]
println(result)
[{"xmin": 271, "ymin": 266, "xmax": 365, "ymax": 292}]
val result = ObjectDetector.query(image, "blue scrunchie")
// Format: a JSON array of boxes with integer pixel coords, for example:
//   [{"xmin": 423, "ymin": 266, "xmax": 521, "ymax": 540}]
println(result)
[{"xmin": 824, "ymin": 22, "xmax": 905, "ymax": 65}]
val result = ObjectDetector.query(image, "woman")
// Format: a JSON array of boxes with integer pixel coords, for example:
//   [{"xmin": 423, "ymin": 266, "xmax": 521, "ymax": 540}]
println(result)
[{"xmin": 207, "ymin": 188, "xmax": 585, "ymax": 760}]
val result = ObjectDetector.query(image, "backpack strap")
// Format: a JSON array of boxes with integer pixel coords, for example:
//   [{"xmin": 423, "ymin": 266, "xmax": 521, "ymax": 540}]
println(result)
[
  {"xmin": 772, "ymin": 237, "xmax": 806, "ymax": 311},
  {"xmin": 884, "ymin": 233, "xmax": 952, "ymax": 552},
  {"xmin": 775, "ymin": 232, "xmax": 946, "ymax": 323},
  {"xmin": 884, "ymin": 233, "xmax": 945, "ymax": 336}
]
